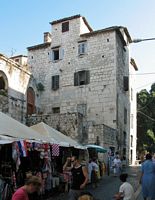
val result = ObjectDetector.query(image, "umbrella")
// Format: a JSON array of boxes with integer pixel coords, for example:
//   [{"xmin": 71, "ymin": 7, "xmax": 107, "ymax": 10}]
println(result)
[{"xmin": 86, "ymin": 144, "xmax": 107, "ymax": 153}]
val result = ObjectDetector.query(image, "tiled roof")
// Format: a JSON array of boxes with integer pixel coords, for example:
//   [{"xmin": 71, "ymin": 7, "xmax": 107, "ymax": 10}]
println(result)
[
  {"xmin": 81, "ymin": 26, "xmax": 132, "ymax": 44},
  {"xmin": 50, "ymin": 14, "xmax": 93, "ymax": 32},
  {"xmin": 27, "ymin": 42, "xmax": 51, "ymax": 51}
]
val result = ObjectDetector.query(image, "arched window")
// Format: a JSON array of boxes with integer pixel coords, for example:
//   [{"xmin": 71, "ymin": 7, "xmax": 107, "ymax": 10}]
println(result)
[{"xmin": 27, "ymin": 87, "xmax": 35, "ymax": 115}]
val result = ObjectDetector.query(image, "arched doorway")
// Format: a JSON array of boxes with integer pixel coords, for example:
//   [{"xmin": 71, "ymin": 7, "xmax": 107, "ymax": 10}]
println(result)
[
  {"xmin": 0, "ymin": 71, "xmax": 8, "ymax": 91},
  {"xmin": 27, "ymin": 87, "xmax": 35, "ymax": 115}
]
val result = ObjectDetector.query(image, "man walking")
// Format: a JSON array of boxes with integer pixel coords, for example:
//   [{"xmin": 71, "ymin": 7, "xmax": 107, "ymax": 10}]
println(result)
[{"xmin": 63, "ymin": 156, "xmax": 88, "ymax": 200}]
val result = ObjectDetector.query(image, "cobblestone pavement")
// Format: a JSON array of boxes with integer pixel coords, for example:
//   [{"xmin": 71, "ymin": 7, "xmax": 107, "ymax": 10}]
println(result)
[{"xmin": 47, "ymin": 166, "xmax": 142, "ymax": 200}]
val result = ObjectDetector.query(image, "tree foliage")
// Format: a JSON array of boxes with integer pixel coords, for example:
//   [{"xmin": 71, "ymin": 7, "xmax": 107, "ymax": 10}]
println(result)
[{"xmin": 137, "ymin": 83, "xmax": 155, "ymax": 153}]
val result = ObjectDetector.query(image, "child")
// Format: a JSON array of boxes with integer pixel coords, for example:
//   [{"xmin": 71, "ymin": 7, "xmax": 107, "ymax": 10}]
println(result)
[{"xmin": 114, "ymin": 173, "xmax": 135, "ymax": 200}]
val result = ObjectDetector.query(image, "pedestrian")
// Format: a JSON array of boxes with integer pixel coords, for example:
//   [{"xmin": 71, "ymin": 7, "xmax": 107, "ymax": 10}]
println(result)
[
  {"xmin": 139, "ymin": 153, "xmax": 155, "ymax": 200},
  {"xmin": 63, "ymin": 156, "xmax": 88, "ymax": 200},
  {"xmin": 88, "ymin": 158, "xmax": 99, "ymax": 187},
  {"xmin": 113, "ymin": 156, "xmax": 122, "ymax": 176},
  {"xmin": 12, "ymin": 176, "xmax": 42, "ymax": 200},
  {"xmin": 114, "ymin": 173, "xmax": 135, "ymax": 200}
]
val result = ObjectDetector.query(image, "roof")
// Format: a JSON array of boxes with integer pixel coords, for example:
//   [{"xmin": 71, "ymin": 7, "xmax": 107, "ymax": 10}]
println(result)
[
  {"xmin": 0, "ymin": 53, "xmax": 31, "ymax": 75},
  {"xmin": 31, "ymin": 122, "xmax": 84, "ymax": 148},
  {"xmin": 50, "ymin": 14, "xmax": 93, "ymax": 32},
  {"xmin": 81, "ymin": 26, "xmax": 132, "ymax": 44},
  {"xmin": 0, "ymin": 112, "xmax": 46, "ymax": 141},
  {"xmin": 10, "ymin": 55, "xmax": 27, "ymax": 59},
  {"xmin": 27, "ymin": 42, "xmax": 51, "ymax": 51}
]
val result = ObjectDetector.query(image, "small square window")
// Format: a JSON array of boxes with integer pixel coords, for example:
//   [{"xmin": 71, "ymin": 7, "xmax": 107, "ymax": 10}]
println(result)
[
  {"xmin": 52, "ymin": 107, "xmax": 60, "ymax": 113},
  {"xmin": 62, "ymin": 21, "xmax": 69, "ymax": 32}
]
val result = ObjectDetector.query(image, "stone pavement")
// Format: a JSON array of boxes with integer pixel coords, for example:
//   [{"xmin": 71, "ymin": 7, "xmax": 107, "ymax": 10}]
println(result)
[{"xmin": 47, "ymin": 166, "xmax": 142, "ymax": 200}]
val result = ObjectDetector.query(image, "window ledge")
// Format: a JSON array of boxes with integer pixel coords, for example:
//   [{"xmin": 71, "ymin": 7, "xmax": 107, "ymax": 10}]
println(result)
[{"xmin": 78, "ymin": 53, "xmax": 87, "ymax": 58}]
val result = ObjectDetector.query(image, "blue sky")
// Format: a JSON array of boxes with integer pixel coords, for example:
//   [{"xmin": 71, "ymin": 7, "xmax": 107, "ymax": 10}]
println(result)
[{"xmin": 1, "ymin": 0, "xmax": 155, "ymax": 91}]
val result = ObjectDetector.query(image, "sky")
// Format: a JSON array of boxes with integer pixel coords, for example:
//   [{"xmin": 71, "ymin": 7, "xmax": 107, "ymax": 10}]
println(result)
[{"xmin": 1, "ymin": 0, "xmax": 155, "ymax": 92}]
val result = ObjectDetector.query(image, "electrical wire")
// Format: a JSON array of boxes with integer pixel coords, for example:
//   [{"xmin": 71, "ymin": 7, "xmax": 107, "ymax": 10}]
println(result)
[{"xmin": 137, "ymin": 110, "xmax": 155, "ymax": 122}]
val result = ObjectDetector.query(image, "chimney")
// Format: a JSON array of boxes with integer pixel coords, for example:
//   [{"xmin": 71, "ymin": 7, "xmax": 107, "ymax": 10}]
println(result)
[{"xmin": 44, "ymin": 32, "xmax": 51, "ymax": 43}]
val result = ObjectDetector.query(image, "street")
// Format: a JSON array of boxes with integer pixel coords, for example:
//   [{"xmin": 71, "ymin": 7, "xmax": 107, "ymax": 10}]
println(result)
[{"xmin": 49, "ymin": 166, "xmax": 143, "ymax": 200}]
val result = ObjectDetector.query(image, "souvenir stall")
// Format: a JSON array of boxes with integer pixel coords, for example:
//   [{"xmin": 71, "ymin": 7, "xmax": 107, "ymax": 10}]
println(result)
[{"xmin": 31, "ymin": 122, "xmax": 88, "ymax": 193}]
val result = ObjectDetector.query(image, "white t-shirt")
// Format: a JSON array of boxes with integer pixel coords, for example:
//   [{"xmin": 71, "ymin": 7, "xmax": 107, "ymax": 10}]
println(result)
[{"xmin": 119, "ymin": 182, "xmax": 135, "ymax": 200}]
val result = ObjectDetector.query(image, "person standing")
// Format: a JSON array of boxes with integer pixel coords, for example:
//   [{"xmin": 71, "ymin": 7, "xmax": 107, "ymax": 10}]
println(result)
[
  {"xmin": 139, "ymin": 153, "xmax": 155, "ymax": 200},
  {"xmin": 12, "ymin": 176, "xmax": 42, "ymax": 200},
  {"xmin": 63, "ymin": 156, "xmax": 88, "ymax": 200},
  {"xmin": 113, "ymin": 156, "xmax": 122, "ymax": 176},
  {"xmin": 88, "ymin": 159, "xmax": 99, "ymax": 188}
]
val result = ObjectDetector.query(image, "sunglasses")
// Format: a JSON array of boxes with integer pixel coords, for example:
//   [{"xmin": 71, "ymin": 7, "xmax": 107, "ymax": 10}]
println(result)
[{"xmin": 71, "ymin": 160, "xmax": 75, "ymax": 162}]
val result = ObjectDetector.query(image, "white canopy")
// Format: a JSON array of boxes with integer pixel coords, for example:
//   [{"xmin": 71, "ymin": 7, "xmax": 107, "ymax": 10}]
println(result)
[
  {"xmin": 0, "ymin": 112, "xmax": 46, "ymax": 141},
  {"xmin": 31, "ymin": 122, "xmax": 84, "ymax": 148}
]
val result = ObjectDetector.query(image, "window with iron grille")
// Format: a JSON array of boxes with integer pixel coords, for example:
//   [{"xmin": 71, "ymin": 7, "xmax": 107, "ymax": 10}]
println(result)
[
  {"xmin": 52, "ymin": 75, "xmax": 59, "ymax": 90},
  {"xmin": 52, "ymin": 107, "xmax": 60, "ymax": 113},
  {"xmin": 74, "ymin": 70, "xmax": 90, "ymax": 86},
  {"xmin": 62, "ymin": 21, "xmax": 69, "ymax": 32}
]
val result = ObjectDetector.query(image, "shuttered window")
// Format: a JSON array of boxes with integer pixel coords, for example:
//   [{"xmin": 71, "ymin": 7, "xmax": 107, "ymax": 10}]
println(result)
[
  {"xmin": 50, "ymin": 47, "xmax": 64, "ymax": 61},
  {"xmin": 52, "ymin": 75, "xmax": 59, "ymax": 90},
  {"xmin": 74, "ymin": 70, "xmax": 90, "ymax": 86}
]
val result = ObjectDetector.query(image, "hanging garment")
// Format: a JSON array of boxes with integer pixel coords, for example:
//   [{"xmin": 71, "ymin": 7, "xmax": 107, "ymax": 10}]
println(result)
[{"xmin": 52, "ymin": 144, "xmax": 59, "ymax": 157}]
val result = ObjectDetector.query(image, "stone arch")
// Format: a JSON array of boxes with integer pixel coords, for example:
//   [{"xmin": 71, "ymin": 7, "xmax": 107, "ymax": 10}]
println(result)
[
  {"xmin": 27, "ymin": 87, "xmax": 35, "ymax": 115},
  {"xmin": 0, "ymin": 71, "xmax": 8, "ymax": 90}
]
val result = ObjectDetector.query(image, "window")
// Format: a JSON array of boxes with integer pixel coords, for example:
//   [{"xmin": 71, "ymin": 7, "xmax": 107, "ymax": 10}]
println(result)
[
  {"xmin": 51, "ymin": 47, "xmax": 64, "ymax": 61},
  {"xmin": 77, "ymin": 104, "xmax": 87, "ymax": 116},
  {"xmin": 52, "ymin": 107, "xmax": 60, "ymax": 113},
  {"xmin": 53, "ymin": 49, "xmax": 59, "ymax": 60},
  {"xmin": 78, "ymin": 42, "xmax": 87, "ymax": 55},
  {"xmin": 123, "ymin": 131, "xmax": 126, "ymax": 145},
  {"xmin": 124, "ymin": 108, "xmax": 127, "ymax": 124},
  {"xmin": 74, "ymin": 70, "xmax": 90, "ymax": 86},
  {"xmin": 131, "ymin": 135, "xmax": 133, "ymax": 147},
  {"xmin": 131, "ymin": 88, "xmax": 133, "ymax": 100},
  {"xmin": 123, "ymin": 76, "xmax": 129, "ymax": 91},
  {"xmin": 62, "ymin": 21, "xmax": 69, "ymax": 32},
  {"xmin": 52, "ymin": 75, "xmax": 59, "ymax": 90},
  {"xmin": 131, "ymin": 114, "xmax": 134, "ymax": 129},
  {"xmin": 15, "ymin": 59, "xmax": 19, "ymax": 63}
]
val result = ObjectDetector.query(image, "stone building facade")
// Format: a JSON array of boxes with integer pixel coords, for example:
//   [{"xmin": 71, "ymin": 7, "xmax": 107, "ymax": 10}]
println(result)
[
  {"xmin": 0, "ymin": 53, "xmax": 31, "ymax": 122},
  {"xmin": 27, "ymin": 15, "xmax": 137, "ymax": 164}
]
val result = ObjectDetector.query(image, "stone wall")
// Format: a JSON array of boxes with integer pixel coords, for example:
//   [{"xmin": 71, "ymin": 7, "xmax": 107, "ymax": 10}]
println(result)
[
  {"xmin": 0, "ymin": 54, "xmax": 31, "ymax": 122},
  {"xmin": 26, "ymin": 112, "xmax": 85, "ymax": 143}
]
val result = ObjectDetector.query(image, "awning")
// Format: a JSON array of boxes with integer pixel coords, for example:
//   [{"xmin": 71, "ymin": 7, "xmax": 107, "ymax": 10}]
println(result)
[
  {"xmin": 86, "ymin": 144, "xmax": 107, "ymax": 153},
  {"xmin": 31, "ymin": 122, "xmax": 85, "ymax": 149},
  {"xmin": 0, "ymin": 112, "xmax": 46, "ymax": 141}
]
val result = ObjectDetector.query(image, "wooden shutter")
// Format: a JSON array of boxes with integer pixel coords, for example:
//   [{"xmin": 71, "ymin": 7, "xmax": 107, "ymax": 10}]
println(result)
[
  {"xmin": 86, "ymin": 71, "xmax": 90, "ymax": 84},
  {"xmin": 74, "ymin": 72, "xmax": 79, "ymax": 86},
  {"xmin": 59, "ymin": 48, "xmax": 64, "ymax": 60},
  {"xmin": 52, "ymin": 75, "xmax": 59, "ymax": 90}
]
